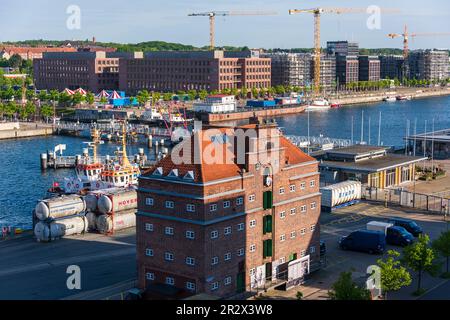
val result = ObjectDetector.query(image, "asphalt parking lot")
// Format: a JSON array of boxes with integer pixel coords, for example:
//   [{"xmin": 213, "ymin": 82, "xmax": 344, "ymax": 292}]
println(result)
[{"xmin": 264, "ymin": 201, "xmax": 450, "ymax": 300}]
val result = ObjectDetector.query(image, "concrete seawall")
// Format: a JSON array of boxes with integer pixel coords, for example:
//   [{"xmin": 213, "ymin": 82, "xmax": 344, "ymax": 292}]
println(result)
[
  {"xmin": 0, "ymin": 125, "xmax": 54, "ymax": 140},
  {"xmin": 334, "ymin": 88, "xmax": 450, "ymax": 106},
  {"xmin": 199, "ymin": 105, "xmax": 306, "ymax": 123}
]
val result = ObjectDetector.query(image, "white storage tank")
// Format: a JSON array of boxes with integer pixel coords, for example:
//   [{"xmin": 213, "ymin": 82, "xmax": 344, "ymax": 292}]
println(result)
[
  {"xmin": 83, "ymin": 187, "xmax": 122, "ymax": 213},
  {"xmin": 320, "ymin": 180, "xmax": 361, "ymax": 211},
  {"xmin": 35, "ymin": 195, "xmax": 86, "ymax": 221},
  {"xmin": 97, "ymin": 189, "xmax": 138, "ymax": 215},
  {"xmin": 96, "ymin": 210, "xmax": 136, "ymax": 234},
  {"xmin": 34, "ymin": 215, "xmax": 88, "ymax": 242},
  {"xmin": 85, "ymin": 211, "xmax": 98, "ymax": 231}
]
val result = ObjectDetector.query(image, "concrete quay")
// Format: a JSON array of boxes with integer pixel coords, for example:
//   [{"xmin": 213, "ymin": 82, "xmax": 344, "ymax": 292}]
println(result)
[{"xmin": 0, "ymin": 122, "xmax": 54, "ymax": 140}]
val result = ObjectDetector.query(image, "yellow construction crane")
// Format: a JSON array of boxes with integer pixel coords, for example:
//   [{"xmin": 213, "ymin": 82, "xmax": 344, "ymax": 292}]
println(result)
[
  {"xmin": 188, "ymin": 11, "xmax": 277, "ymax": 50},
  {"xmin": 289, "ymin": 7, "xmax": 398, "ymax": 96},
  {"xmin": 388, "ymin": 25, "xmax": 450, "ymax": 59}
]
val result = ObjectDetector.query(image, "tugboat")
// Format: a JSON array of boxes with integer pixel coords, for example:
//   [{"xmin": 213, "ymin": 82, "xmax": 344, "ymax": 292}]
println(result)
[
  {"xmin": 98, "ymin": 122, "xmax": 141, "ymax": 189},
  {"xmin": 60, "ymin": 128, "xmax": 105, "ymax": 194}
]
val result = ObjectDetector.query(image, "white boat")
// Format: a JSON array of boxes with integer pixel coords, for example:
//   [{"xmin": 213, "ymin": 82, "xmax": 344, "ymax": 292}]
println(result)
[
  {"xmin": 141, "ymin": 108, "xmax": 163, "ymax": 122},
  {"xmin": 162, "ymin": 112, "xmax": 190, "ymax": 124},
  {"xmin": 383, "ymin": 96, "xmax": 397, "ymax": 102},
  {"xmin": 305, "ymin": 98, "xmax": 330, "ymax": 111}
]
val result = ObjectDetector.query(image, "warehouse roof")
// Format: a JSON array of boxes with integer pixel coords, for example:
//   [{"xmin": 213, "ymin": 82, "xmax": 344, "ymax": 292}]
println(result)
[{"xmin": 320, "ymin": 154, "xmax": 427, "ymax": 173}]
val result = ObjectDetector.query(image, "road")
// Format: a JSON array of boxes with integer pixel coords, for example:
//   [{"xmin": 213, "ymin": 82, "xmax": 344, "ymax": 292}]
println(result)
[{"xmin": 0, "ymin": 229, "xmax": 136, "ymax": 300}]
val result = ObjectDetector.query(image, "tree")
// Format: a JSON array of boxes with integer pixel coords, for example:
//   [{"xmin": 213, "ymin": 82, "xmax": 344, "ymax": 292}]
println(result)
[
  {"xmin": 402, "ymin": 234, "xmax": 438, "ymax": 295},
  {"xmin": 40, "ymin": 104, "xmax": 53, "ymax": 122},
  {"xmin": 432, "ymin": 230, "xmax": 450, "ymax": 278},
  {"xmin": 377, "ymin": 250, "xmax": 411, "ymax": 299},
  {"xmin": 251, "ymin": 87, "xmax": 258, "ymax": 99},
  {"xmin": 137, "ymin": 90, "xmax": 150, "ymax": 106},
  {"xmin": 328, "ymin": 271, "xmax": 371, "ymax": 300},
  {"xmin": 8, "ymin": 54, "xmax": 23, "ymax": 69},
  {"xmin": 162, "ymin": 92, "xmax": 173, "ymax": 102},
  {"xmin": 71, "ymin": 92, "xmax": 84, "ymax": 105},
  {"xmin": 85, "ymin": 92, "xmax": 95, "ymax": 105}
]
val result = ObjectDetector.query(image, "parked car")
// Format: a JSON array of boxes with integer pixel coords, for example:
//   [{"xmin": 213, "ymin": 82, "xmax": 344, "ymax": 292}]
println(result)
[
  {"xmin": 388, "ymin": 218, "xmax": 423, "ymax": 237},
  {"xmin": 339, "ymin": 230, "xmax": 386, "ymax": 254},
  {"xmin": 386, "ymin": 226, "xmax": 415, "ymax": 247}
]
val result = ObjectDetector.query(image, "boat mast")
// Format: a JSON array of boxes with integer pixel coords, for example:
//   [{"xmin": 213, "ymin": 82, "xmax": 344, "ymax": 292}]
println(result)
[{"xmin": 121, "ymin": 121, "xmax": 131, "ymax": 168}]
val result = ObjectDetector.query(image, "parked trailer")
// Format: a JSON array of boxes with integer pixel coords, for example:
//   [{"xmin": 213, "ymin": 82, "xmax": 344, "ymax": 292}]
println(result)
[
  {"xmin": 366, "ymin": 221, "xmax": 394, "ymax": 235},
  {"xmin": 96, "ymin": 210, "xmax": 136, "ymax": 234},
  {"xmin": 35, "ymin": 195, "xmax": 86, "ymax": 221},
  {"xmin": 320, "ymin": 181, "xmax": 362, "ymax": 212},
  {"xmin": 97, "ymin": 189, "xmax": 138, "ymax": 215},
  {"xmin": 34, "ymin": 215, "xmax": 88, "ymax": 242}
]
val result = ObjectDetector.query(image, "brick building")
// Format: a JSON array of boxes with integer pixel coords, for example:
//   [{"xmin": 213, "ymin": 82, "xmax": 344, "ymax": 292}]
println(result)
[
  {"xmin": 33, "ymin": 51, "xmax": 142, "ymax": 92},
  {"xmin": 118, "ymin": 50, "xmax": 271, "ymax": 94},
  {"xmin": 136, "ymin": 119, "xmax": 321, "ymax": 298},
  {"xmin": 0, "ymin": 46, "xmax": 77, "ymax": 61},
  {"xmin": 358, "ymin": 56, "xmax": 381, "ymax": 82},
  {"xmin": 336, "ymin": 55, "xmax": 359, "ymax": 85}
]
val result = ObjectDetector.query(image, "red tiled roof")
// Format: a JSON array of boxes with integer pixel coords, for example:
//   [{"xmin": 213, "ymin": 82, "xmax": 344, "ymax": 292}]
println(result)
[{"xmin": 143, "ymin": 127, "xmax": 315, "ymax": 183}]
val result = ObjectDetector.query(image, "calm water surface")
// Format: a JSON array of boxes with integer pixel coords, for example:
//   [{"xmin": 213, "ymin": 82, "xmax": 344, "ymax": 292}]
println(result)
[{"xmin": 1, "ymin": 95, "xmax": 449, "ymax": 228}]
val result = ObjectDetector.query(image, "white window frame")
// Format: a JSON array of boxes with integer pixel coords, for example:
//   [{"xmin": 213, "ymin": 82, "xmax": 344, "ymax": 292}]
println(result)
[
  {"xmin": 223, "ymin": 200, "xmax": 231, "ymax": 208},
  {"xmin": 186, "ymin": 282, "xmax": 196, "ymax": 291},
  {"xmin": 311, "ymin": 224, "xmax": 316, "ymax": 232},
  {"xmin": 237, "ymin": 248, "xmax": 245, "ymax": 256},
  {"xmin": 211, "ymin": 230, "xmax": 219, "ymax": 239},
  {"xmin": 279, "ymin": 257, "xmax": 286, "ymax": 264},
  {"xmin": 236, "ymin": 197, "xmax": 244, "ymax": 206},
  {"xmin": 237, "ymin": 223, "xmax": 244, "ymax": 231},
  {"xmin": 300, "ymin": 228, "xmax": 306, "ymax": 235},
  {"xmin": 186, "ymin": 257, "xmax": 195, "ymax": 266},
  {"xmin": 145, "ymin": 223, "xmax": 154, "ymax": 232},
  {"xmin": 224, "ymin": 226, "xmax": 232, "ymax": 235},
  {"xmin": 310, "ymin": 246, "xmax": 316, "ymax": 254},
  {"xmin": 145, "ymin": 248, "xmax": 153, "ymax": 257},
  {"xmin": 186, "ymin": 230, "xmax": 195, "ymax": 239},
  {"xmin": 224, "ymin": 276, "xmax": 232, "ymax": 286},
  {"xmin": 164, "ymin": 252, "xmax": 174, "ymax": 261},
  {"xmin": 300, "ymin": 182, "xmax": 306, "ymax": 190},
  {"xmin": 210, "ymin": 203, "xmax": 217, "ymax": 212},
  {"xmin": 280, "ymin": 234, "xmax": 286, "ymax": 242},
  {"xmin": 310, "ymin": 180, "xmax": 316, "ymax": 188},
  {"xmin": 211, "ymin": 256, "xmax": 219, "ymax": 265},
  {"xmin": 165, "ymin": 277, "xmax": 175, "ymax": 286},
  {"xmin": 249, "ymin": 244, "xmax": 256, "ymax": 253},
  {"xmin": 165, "ymin": 200, "xmax": 174, "ymax": 209},
  {"xmin": 211, "ymin": 282, "xmax": 219, "ymax": 291},
  {"xmin": 280, "ymin": 211, "xmax": 286, "ymax": 219},
  {"xmin": 146, "ymin": 272, "xmax": 155, "ymax": 280},
  {"xmin": 165, "ymin": 227, "xmax": 174, "ymax": 236},
  {"xmin": 224, "ymin": 252, "xmax": 232, "ymax": 261},
  {"xmin": 248, "ymin": 194, "xmax": 256, "ymax": 202},
  {"xmin": 186, "ymin": 204, "xmax": 196, "ymax": 212},
  {"xmin": 249, "ymin": 219, "xmax": 256, "ymax": 228},
  {"xmin": 301, "ymin": 250, "xmax": 306, "ymax": 257},
  {"xmin": 300, "ymin": 205, "xmax": 307, "ymax": 213},
  {"xmin": 311, "ymin": 202, "xmax": 317, "ymax": 210},
  {"xmin": 289, "ymin": 184, "xmax": 296, "ymax": 192},
  {"xmin": 290, "ymin": 208, "xmax": 296, "ymax": 215},
  {"xmin": 290, "ymin": 231, "xmax": 296, "ymax": 239},
  {"xmin": 279, "ymin": 187, "xmax": 285, "ymax": 194},
  {"xmin": 145, "ymin": 197, "xmax": 154, "ymax": 206}
]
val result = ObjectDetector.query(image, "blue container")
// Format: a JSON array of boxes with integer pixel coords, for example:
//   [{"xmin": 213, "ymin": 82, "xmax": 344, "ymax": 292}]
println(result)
[{"xmin": 246, "ymin": 100, "xmax": 276, "ymax": 108}]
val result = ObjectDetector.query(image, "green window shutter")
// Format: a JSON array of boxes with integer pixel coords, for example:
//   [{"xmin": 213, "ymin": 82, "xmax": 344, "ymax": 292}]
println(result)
[
  {"xmin": 267, "ymin": 239, "xmax": 272, "ymax": 257},
  {"xmin": 266, "ymin": 215, "xmax": 272, "ymax": 233},
  {"xmin": 263, "ymin": 192, "xmax": 268, "ymax": 210},
  {"xmin": 263, "ymin": 191, "xmax": 273, "ymax": 210}
]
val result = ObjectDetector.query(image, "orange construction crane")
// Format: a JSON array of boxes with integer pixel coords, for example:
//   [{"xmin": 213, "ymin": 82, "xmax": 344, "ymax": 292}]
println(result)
[
  {"xmin": 388, "ymin": 25, "xmax": 450, "ymax": 59},
  {"xmin": 188, "ymin": 11, "xmax": 277, "ymax": 50},
  {"xmin": 289, "ymin": 7, "xmax": 399, "ymax": 96}
]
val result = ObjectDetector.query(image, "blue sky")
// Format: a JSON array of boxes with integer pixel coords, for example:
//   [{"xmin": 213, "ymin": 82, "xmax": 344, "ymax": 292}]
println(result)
[{"xmin": 1, "ymin": 0, "xmax": 449, "ymax": 49}]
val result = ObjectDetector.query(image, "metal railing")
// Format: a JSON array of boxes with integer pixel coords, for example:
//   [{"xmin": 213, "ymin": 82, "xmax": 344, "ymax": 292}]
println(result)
[{"xmin": 362, "ymin": 186, "xmax": 450, "ymax": 215}]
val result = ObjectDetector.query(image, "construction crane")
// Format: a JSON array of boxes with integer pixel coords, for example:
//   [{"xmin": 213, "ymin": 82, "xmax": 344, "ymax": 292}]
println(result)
[
  {"xmin": 188, "ymin": 11, "xmax": 277, "ymax": 50},
  {"xmin": 289, "ymin": 7, "xmax": 398, "ymax": 96},
  {"xmin": 388, "ymin": 25, "xmax": 450, "ymax": 59}
]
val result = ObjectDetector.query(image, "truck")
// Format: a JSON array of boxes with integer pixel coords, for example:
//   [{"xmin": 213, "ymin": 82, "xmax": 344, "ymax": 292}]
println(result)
[{"xmin": 366, "ymin": 221, "xmax": 415, "ymax": 247}]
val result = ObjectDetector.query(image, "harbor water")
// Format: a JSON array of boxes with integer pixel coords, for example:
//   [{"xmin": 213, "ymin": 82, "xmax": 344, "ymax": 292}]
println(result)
[{"xmin": 0, "ymin": 95, "xmax": 449, "ymax": 229}]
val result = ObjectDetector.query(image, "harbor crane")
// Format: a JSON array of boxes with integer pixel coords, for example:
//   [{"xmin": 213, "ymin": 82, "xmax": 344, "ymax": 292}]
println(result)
[
  {"xmin": 289, "ymin": 7, "xmax": 399, "ymax": 96},
  {"xmin": 388, "ymin": 25, "xmax": 450, "ymax": 59},
  {"xmin": 188, "ymin": 11, "xmax": 277, "ymax": 50}
]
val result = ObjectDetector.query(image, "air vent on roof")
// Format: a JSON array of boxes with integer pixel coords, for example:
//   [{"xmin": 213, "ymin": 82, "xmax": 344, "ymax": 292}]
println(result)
[{"xmin": 153, "ymin": 167, "xmax": 163, "ymax": 176}]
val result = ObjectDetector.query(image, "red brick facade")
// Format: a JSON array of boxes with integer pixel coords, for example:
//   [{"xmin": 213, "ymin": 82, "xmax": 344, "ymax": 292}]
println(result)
[{"xmin": 136, "ymin": 121, "xmax": 320, "ymax": 298}]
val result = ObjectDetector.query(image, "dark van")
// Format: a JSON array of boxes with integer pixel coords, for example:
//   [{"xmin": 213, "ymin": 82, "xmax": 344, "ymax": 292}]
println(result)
[
  {"xmin": 388, "ymin": 218, "xmax": 423, "ymax": 237},
  {"xmin": 386, "ymin": 226, "xmax": 414, "ymax": 247},
  {"xmin": 339, "ymin": 230, "xmax": 386, "ymax": 254}
]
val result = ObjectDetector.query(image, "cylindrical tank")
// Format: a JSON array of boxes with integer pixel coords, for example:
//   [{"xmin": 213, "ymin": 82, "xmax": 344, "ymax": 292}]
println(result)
[
  {"xmin": 96, "ymin": 210, "xmax": 136, "ymax": 234},
  {"xmin": 320, "ymin": 181, "xmax": 362, "ymax": 208},
  {"xmin": 97, "ymin": 189, "xmax": 138, "ymax": 215},
  {"xmin": 138, "ymin": 148, "xmax": 144, "ymax": 156},
  {"xmin": 85, "ymin": 211, "xmax": 98, "ymax": 231},
  {"xmin": 35, "ymin": 195, "xmax": 86, "ymax": 221},
  {"xmin": 34, "ymin": 215, "xmax": 88, "ymax": 242},
  {"xmin": 84, "ymin": 193, "xmax": 98, "ymax": 212}
]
